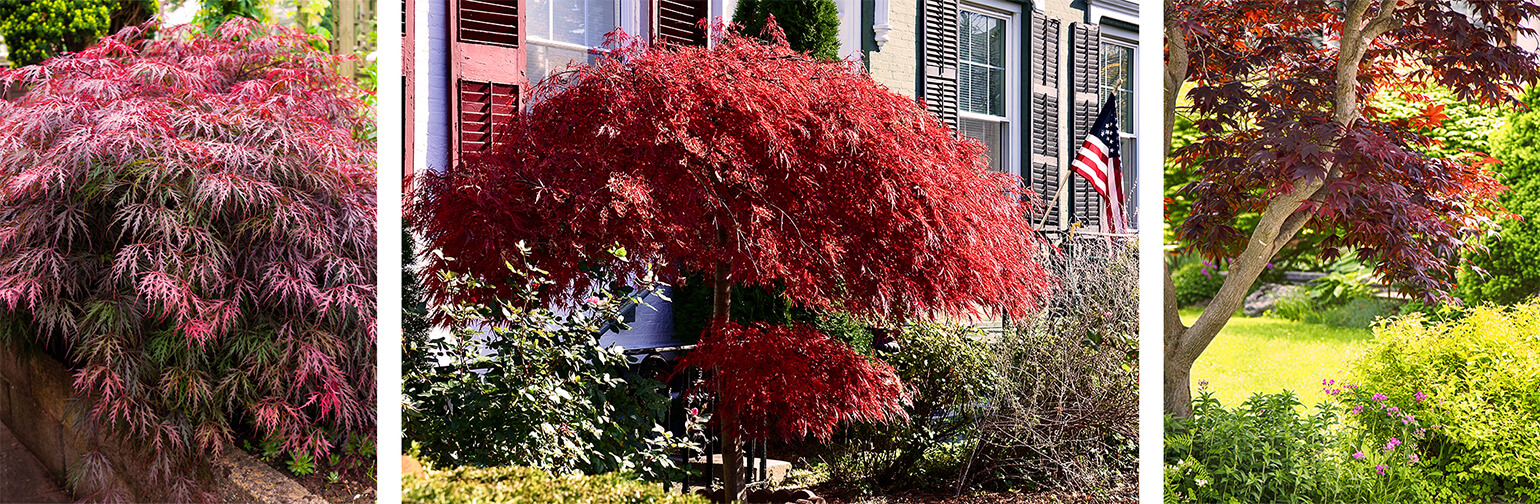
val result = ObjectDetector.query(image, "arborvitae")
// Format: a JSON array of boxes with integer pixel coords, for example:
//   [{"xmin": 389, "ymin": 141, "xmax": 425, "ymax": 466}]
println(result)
[{"xmin": 732, "ymin": 0, "xmax": 843, "ymax": 61}]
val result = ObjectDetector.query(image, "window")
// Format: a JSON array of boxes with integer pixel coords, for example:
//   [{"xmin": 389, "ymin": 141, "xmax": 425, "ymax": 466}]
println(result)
[
  {"xmin": 956, "ymin": 4, "xmax": 1018, "ymax": 174},
  {"xmin": 1101, "ymin": 37, "xmax": 1137, "ymax": 226},
  {"xmin": 527, "ymin": 0, "xmax": 618, "ymax": 83}
]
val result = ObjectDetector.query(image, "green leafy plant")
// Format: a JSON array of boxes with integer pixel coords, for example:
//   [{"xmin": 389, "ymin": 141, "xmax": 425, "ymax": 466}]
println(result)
[
  {"xmin": 1340, "ymin": 305, "xmax": 1540, "ymax": 502},
  {"xmin": 288, "ymin": 453, "xmax": 316, "ymax": 476},
  {"xmin": 402, "ymin": 246, "xmax": 692, "ymax": 480},
  {"xmin": 823, "ymin": 321, "xmax": 1002, "ymax": 490},
  {"xmin": 326, "ymin": 471, "xmax": 340, "ymax": 484},
  {"xmin": 403, "ymin": 466, "xmax": 709, "ymax": 504},
  {"xmin": 1164, "ymin": 389, "xmax": 1429, "ymax": 504},
  {"xmin": 1171, "ymin": 260, "xmax": 1225, "ymax": 307},
  {"xmin": 0, "ymin": 0, "xmax": 112, "ymax": 67},
  {"xmin": 1461, "ymin": 87, "xmax": 1540, "ymax": 306}
]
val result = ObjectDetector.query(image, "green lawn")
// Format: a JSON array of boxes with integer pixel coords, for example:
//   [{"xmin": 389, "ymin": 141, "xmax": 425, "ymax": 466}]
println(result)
[{"xmin": 1181, "ymin": 307, "xmax": 1375, "ymax": 409}]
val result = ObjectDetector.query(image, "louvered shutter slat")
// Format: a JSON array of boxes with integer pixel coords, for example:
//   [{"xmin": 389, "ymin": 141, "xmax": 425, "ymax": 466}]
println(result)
[
  {"xmin": 920, "ymin": 0, "xmax": 960, "ymax": 128},
  {"xmin": 459, "ymin": 80, "xmax": 520, "ymax": 154},
  {"xmin": 1029, "ymin": 12, "xmax": 1060, "ymax": 228},
  {"xmin": 655, "ymin": 0, "xmax": 708, "ymax": 46},
  {"xmin": 1069, "ymin": 23, "xmax": 1102, "ymax": 230},
  {"xmin": 458, "ymin": 0, "xmax": 520, "ymax": 48}
]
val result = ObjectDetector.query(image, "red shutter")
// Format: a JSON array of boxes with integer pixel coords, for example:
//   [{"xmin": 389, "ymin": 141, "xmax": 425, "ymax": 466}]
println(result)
[
  {"xmin": 653, "ymin": 0, "xmax": 709, "ymax": 46},
  {"xmin": 457, "ymin": 81, "xmax": 519, "ymax": 153},
  {"xmin": 451, "ymin": 0, "xmax": 527, "ymax": 164}
]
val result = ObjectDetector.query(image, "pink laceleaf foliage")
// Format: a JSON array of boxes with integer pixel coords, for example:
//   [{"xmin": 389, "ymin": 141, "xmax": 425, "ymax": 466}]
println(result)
[{"xmin": 0, "ymin": 19, "xmax": 375, "ymax": 499}]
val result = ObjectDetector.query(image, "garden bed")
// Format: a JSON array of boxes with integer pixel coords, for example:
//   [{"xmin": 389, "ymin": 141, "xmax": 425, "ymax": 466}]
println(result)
[{"xmin": 815, "ymin": 486, "xmax": 1137, "ymax": 504}]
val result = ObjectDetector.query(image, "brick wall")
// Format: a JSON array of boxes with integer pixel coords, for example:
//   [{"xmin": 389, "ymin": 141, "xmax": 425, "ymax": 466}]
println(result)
[{"xmin": 867, "ymin": 0, "xmax": 918, "ymax": 98}]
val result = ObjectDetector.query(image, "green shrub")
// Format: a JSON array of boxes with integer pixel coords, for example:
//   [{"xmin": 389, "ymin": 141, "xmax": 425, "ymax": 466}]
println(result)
[
  {"xmin": 1171, "ymin": 261, "xmax": 1225, "ymax": 307},
  {"xmin": 1164, "ymin": 390, "xmax": 1431, "ymax": 503},
  {"xmin": 1461, "ymin": 87, "xmax": 1540, "ymax": 306},
  {"xmin": 1340, "ymin": 305, "xmax": 1540, "ymax": 501},
  {"xmin": 402, "ymin": 247, "xmax": 694, "ymax": 479},
  {"xmin": 1273, "ymin": 258, "xmax": 1398, "ymax": 328},
  {"xmin": 731, "ymin": 0, "xmax": 841, "ymax": 60},
  {"xmin": 403, "ymin": 466, "xmax": 708, "ymax": 504},
  {"xmin": 822, "ymin": 321, "xmax": 1001, "ymax": 490}
]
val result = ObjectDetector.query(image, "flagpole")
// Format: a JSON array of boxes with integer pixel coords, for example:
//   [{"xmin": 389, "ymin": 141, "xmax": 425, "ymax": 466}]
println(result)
[{"xmin": 1035, "ymin": 182, "xmax": 1069, "ymax": 231}]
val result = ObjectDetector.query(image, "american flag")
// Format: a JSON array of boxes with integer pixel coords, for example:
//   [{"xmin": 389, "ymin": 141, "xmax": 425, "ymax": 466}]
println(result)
[{"xmin": 1070, "ymin": 95, "xmax": 1128, "ymax": 234}]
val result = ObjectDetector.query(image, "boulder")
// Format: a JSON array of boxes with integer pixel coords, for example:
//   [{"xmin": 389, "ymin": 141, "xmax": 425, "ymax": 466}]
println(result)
[{"xmin": 1244, "ymin": 283, "xmax": 1299, "ymax": 317}]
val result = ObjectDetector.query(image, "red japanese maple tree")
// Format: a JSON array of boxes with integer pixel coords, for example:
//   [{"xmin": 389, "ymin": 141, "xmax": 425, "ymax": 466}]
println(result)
[
  {"xmin": 1164, "ymin": 0, "xmax": 1540, "ymax": 416},
  {"xmin": 410, "ymin": 26, "xmax": 1052, "ymax": 500},
  {"xmin": 0, "ymin": 20, "xmax": 375, "ymax": 500}
]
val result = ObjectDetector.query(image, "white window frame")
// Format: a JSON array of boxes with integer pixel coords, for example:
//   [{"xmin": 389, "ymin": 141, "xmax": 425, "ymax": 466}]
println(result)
[
  {"xmin": 526, "ymin": 0, "xmax": 634, "ymax": 80},
  {"xmin": 956, "ymin": 0, "xmax": 1022, "ymax": 178},
  {"xmin": 1100, "ymin": 26, "xmax": 1139, "ymax": 227}
]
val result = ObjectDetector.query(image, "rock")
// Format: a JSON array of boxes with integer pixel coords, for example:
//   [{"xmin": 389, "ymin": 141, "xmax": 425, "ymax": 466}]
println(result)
[
  {"xmin": 747, "ymin": 488, "xmax": 774, "ymax": 503},
  {"xmin": 789, "ymin": 489, "xmax": 816, "ymax": 500},
  {"xmin": 771, "ymin": 489, "xmax": 796, "ymax": 501},
  {"xmin": 401, "ymin": 455, "xmax": 426, "ymax": 479},
  {"xmin": 1244, "ymin": 283, "xmax": 1299, "ymax": 317}
]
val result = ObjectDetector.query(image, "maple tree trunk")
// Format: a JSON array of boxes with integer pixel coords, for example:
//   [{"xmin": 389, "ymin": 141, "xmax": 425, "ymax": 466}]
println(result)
[
  {"xmin": 712, "ymin": 229, "xmax": 746, "ymax": 502},
  {"xmin": 1161, "ymin": 0, "xmax": 1401, "ymax": 417}
]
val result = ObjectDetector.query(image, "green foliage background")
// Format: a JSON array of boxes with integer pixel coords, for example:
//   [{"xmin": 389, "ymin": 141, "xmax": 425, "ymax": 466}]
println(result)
[
  {"xmin": 731, "ymin": 0, "xmax": 841, "ymax": 61},
  {"xmin": 0, "ymin": 0, "xmax": 113, "ymax": 67},
  {"xmin": 1460, "ymin": 87, "xmax": 1540, "ymax": 305},
  {"xmin": 403, "ymin": 466, "xmax": 708, "ymax": 504}
]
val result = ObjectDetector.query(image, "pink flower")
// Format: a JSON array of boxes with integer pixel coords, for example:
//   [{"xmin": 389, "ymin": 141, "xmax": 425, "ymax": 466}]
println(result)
[
  {"xmin": 1384, "ymin": 438, "xmax": 1401, "ymax": 451},
  {"xmin": 1414, "ymin": 391, "xmax": 1427, "ymax": 403},
  {"xmin": 1353, "ymin": 450, "xmax": 1365, "ymax": 460},
  {"xmin": 1351, "ymin": 404, "xmax": 1364, "ymax": 415},
  {"xmin": 1372, "ymin": 393, "xmax": 1388, "ymax": 402},
  {"xmin": 1408, "ymin": 453, "xmax": 1420, "ymax": 464},
  {"xmin": 586, "ymin": 296, "xmax": 602, "ymax": 305},
  {"xmin": 1402, "ymin": 414, "xmax": 1416, "ymax": 425},
  {"xmin": 1376, "ymin": 464, "xmax": 1386, "ymax": 475}
]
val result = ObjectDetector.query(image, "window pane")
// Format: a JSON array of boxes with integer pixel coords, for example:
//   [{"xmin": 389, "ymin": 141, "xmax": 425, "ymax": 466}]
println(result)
[
  {"xmin": 958, "ymin": 11, "xmax": 1005, "ymax": 116},
  {"xmin": 960, "ymin": 117, "xmax": 1006, "ymax": 173},
  {"xmin": 1101, "ymin": 42, "xmax": 1134, "ymax": 129},
  {"xmin": 528, "ymin": 0, "xmax": 617, "ymax": 47}
]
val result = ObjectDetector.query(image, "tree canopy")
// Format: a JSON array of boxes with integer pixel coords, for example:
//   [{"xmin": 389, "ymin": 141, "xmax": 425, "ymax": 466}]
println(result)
[
  {"xmin": 410, "ymin": 26, "xmax": 1053, "ymax": 501},
  {"xmin": 1164, "ymin": 0, "xmax": 1540, "ymax": 416},
  {"xmin": 410, "ymin": 29, "xmax": 1053, "ymax": 326}
]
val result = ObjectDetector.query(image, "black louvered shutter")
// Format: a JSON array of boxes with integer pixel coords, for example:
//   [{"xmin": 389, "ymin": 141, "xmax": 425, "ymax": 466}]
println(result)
[
  {"xmin": 1069, "ymin": 22, "xmax": 1102, "ymax": 230},
  {"xmin": 655, "ymin": 0, "xmax": 709, "ymax": 46},
  {"xmin": 920, "ymin": 0, "xmax": 959, "ymax": 128},
  {"xmin": 1029, "ymin": 11, "xmax": 1060, "ymax": 228}
]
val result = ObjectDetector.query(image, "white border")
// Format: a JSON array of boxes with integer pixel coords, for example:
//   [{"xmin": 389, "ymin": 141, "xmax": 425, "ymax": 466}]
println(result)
[
  {"xmin": 376, "ymin": 0, "xmax": 404, "ymax": 502},
  {"xmin": 1135, "ymin": 0, "xmax": 1164, "ymax": 503}
]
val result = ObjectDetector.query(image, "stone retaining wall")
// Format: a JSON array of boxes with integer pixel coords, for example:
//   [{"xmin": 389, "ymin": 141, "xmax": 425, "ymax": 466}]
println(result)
[{"xmin": 0, "ymin": 344, "xmax": 323, "ymax": 503}]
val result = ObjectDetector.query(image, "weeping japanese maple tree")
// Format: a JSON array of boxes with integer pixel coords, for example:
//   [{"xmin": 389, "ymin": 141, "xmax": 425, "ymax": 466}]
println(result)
[
  {"xmin": 410, "ymin": 26, "xmax": 1052, "ymax": 500},
  {"xmin": 0, "ymin": 20, "xmax": 375, "ymax": 501}
]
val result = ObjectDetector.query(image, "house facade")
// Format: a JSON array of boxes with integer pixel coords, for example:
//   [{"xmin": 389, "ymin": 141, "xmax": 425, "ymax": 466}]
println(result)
[{"xmin": 404, "ymin": 0, "xmax": 1144, "ymax": 349}]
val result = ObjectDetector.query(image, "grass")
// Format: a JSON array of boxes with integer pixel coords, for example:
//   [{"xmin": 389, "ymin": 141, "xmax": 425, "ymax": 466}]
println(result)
[{"xmin": 1181, "ymin": 307, "xmax": 1374, "ymax": 409}]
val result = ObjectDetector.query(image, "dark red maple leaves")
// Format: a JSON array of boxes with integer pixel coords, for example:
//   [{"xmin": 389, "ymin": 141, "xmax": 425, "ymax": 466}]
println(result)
[
  {"xmin": 1170, "ymin": 0, "xmax": 1540, "ymax": 298},
  {"xmin": 410, "ymin": 28, "xmax": 1053, "ymax": 325},
  {"xmin": 0, "ymin": 20, "xmax": 375, "ymax": 499},
  {"xmin": 676, "ymin": 322, "xmax": 910, "ymax": 442},
  {"xmin": 410, "ymin": 26, "xmax": 1052, "ymax": 445}
]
